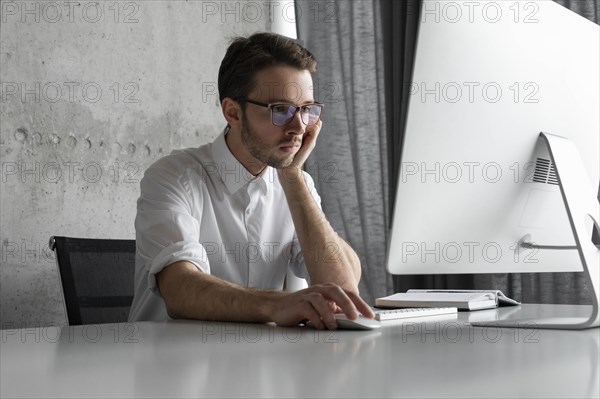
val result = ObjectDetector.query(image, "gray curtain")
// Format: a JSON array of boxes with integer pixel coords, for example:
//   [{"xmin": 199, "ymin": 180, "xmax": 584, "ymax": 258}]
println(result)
[
  {"xmin": 295, "ymin": 0, "xmax": 393, "ymax": 303},
  {"xmin": 296, "ymin": 0, "xmax": 599, "ymax": 305},
  {"xmin": 554, "ymin": 0, "xmax": 599, "ymax": 23}
]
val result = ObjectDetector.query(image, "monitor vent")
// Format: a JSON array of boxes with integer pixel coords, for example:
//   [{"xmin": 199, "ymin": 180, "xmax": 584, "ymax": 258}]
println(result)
[{"xmin": 532, "ymin": 158, "xmax": 559, "ymax": 185}]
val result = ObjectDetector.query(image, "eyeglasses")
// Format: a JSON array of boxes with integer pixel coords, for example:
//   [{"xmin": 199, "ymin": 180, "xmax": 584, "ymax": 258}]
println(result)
[{"xmin": 235, "ymin": 98, "xmax": 324, "ymax": 126}]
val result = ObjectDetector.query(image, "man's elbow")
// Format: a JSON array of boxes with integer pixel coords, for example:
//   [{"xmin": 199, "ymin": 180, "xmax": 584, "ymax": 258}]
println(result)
[{"xmin": 156, "ymin": 262, "xmax": 193, "ymax": 319}]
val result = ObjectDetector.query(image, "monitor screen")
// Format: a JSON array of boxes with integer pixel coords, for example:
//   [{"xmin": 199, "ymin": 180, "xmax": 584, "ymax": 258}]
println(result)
[{"xmin": 387, "ymin": 0, "xmax": 599, "ymax": 275}]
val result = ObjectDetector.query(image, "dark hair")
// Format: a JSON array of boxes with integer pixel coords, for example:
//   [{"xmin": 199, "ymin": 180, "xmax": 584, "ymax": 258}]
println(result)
[{"xmin": 218, "ymin": 32, "xmax": 317, "ymax": 103}]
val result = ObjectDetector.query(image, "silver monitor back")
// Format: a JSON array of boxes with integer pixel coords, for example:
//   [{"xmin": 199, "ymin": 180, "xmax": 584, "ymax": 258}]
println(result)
[{"xmin": 387, "ymin": 0, "xmax": 599, "ymax": 275}]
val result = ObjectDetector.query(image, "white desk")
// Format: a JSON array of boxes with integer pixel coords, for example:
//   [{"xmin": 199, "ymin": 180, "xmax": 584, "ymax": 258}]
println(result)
[{"xmin": 1, "ymin": 304, "xmax": 598, "ymax": 398}]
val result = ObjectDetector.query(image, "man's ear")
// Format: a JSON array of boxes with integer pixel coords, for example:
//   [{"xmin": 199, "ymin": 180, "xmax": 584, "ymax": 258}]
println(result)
[{"xmin": 222, "ymin": 98, "xmax": 242, "ymax": 129}]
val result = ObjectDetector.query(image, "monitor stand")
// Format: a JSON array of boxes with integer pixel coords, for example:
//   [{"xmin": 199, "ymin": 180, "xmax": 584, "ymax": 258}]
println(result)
[{"xmin": 472, "ymin": 132, "xmax": 599, "ymax": 330}]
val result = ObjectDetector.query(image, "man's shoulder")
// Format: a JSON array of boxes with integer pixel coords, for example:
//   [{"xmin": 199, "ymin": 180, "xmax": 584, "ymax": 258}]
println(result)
[{"xmin": 146, "ymin": 143, "xmax": 213, "ymax": 176}]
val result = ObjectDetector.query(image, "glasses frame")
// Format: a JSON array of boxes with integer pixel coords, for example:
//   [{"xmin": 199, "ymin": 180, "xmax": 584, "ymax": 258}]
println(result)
[{"xmin": 235, "ymin": 97, "xmax": 324, "ymax": 126}]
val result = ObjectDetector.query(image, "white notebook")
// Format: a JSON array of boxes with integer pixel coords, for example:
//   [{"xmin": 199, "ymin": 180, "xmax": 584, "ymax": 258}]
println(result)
[{"xmin": 375, "ymin": 289, "xmax": 520, "ymax": 311}]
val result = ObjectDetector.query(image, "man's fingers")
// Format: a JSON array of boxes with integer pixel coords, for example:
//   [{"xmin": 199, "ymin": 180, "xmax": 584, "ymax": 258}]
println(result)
[
  {"xmin": 304, "ymin": 305, "xmax": 326, "ymax": 330},
  {"xmin": 346, "ymin": 290, "xmax": 376, "ymax": 319},
  {"xmin": 309, "ymin": 119, "xmax": 322, "ymax": 138},
  {"xmin": 297, "ymin": 120, "xmax": 321, "ymax": 154},
  {"xmin": 311, "ymin": 284, "xmax": 359, "ymax": 320},
  {"xmin": 307, "ymin": 293, "xmax": 337, "ymax": 329},
  {"xmin": 309, "ymin": 284, "xmax": 375, "ymax": 320},
  {"xmin": 275, "ymin": 285, "xmax": 372, "ymax": 329}
]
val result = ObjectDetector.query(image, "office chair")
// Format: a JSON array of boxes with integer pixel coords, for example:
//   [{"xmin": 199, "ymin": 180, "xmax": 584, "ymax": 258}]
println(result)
[{"xmin": 49, "ymin": 236, "xmax": 136, "ymax": 325}]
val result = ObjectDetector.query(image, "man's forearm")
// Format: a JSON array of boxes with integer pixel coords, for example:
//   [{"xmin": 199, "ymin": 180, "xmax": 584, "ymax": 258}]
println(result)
[
  {"xmin": 157, "ymin": 261, "xmax": 282, "ymax": 321},
  {"xmin": 278, "ymin": 170, "xmax": 361, "ymax": 292},
  {"xmin": 157, "ymin": 260, "xmax": 373, "ymax": 328}
]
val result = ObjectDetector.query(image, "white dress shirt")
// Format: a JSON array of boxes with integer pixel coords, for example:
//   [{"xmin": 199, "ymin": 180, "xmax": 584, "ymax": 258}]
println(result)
[{"xmin": 128, "ymin": 128, "xmax": 321, "ymax": 321}]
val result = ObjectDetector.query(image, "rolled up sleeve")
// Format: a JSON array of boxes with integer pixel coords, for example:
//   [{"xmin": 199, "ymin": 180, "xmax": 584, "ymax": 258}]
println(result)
[{"xmin": 135, "ymin": 161, "xmax": 210, "ymax": 295}]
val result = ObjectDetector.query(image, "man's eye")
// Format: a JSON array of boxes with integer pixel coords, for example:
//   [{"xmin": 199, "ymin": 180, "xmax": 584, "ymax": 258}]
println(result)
[
  {"xmin": 272, "ymin": 105, "xmax": 290, "ymax": 113},
  {"xmin": 301, "ymin": 105, "xmax": 312, "ymax": 113}
]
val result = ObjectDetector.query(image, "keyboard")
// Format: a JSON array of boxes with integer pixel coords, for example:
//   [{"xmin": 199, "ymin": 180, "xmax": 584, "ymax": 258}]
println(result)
[
  {"xmin": 374, "ymin": 307, "xmax": 458, "ymax": 321},
  {"xmin": 333, "ymin": 307, "xmax": 458, "ymax": 330}
]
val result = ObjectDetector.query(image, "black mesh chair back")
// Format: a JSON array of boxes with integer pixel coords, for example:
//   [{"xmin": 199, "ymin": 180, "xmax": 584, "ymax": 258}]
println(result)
[{"xmin": 50, "ymin": 236, "xmax": 136, "ymax": 325}]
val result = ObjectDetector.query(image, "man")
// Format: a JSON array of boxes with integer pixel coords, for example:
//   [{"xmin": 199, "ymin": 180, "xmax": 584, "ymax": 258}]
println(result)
[{"xmin": 129, "ymin": 32, "xmax": 374, "ymax": 329}]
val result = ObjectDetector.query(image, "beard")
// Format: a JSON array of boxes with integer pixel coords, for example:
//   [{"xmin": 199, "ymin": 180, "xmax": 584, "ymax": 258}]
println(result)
[{"xmin": 241, "ymin": 112, "xmax": 298, "ymax": 169}]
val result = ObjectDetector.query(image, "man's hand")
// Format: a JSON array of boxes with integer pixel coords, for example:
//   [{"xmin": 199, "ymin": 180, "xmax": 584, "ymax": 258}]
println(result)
[
  {"xmin": 280, "ymin": 119, "xmax": 322, "ymax": 176},
  {"xmin": 269, "ymin": 283, "xmax": 375, "ymax": 330}
]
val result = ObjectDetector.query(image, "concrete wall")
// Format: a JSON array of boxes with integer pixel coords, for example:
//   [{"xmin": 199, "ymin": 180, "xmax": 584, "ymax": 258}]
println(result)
[{"xmin": 1, "ymin": 0, "xmax": 272, "ymax": 328}]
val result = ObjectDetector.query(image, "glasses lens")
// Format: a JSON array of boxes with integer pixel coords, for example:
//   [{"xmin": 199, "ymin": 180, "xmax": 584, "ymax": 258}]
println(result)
[
  {"xmin": 302, "ymin": 104, "xmax": 322, "ymax": 125},
  {"xmin": 270, "ymin": 103, "xmax": 323, "ymax": 126},
  {"xmin": 271, "ymin": 104, "xmax": 296, "ymax": 126}
]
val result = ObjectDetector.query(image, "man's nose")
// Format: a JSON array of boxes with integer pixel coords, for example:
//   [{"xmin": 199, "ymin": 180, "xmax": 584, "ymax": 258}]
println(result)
[{"xmin": 285, "ymin": 109, "xmax": 306, "ymax": 135}]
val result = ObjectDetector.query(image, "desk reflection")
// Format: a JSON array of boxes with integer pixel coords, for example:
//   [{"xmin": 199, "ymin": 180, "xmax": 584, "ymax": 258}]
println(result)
[
  {"xmin": 133, "ymin": 321, "xmax": 382, "ymax": 397},
  {"xmin": 1, "ymin": 306, "xmax": 597, "ymax": 398}
]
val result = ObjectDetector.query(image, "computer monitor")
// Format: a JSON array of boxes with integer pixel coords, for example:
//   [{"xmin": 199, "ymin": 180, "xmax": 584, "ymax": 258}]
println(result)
[{"xmin": 386, "ymin": 1, "xmax": 599, "ymax": 329}]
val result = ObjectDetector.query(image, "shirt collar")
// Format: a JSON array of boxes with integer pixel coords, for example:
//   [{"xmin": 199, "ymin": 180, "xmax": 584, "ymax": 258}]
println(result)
[{"xmin": 211, "ymin": 126, "xmax": 273, "ymax": 195}]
